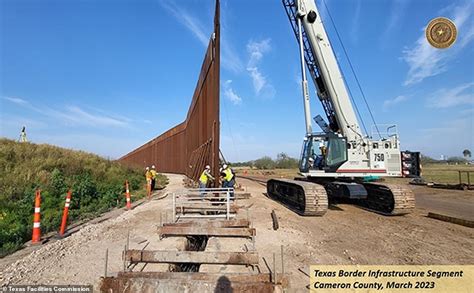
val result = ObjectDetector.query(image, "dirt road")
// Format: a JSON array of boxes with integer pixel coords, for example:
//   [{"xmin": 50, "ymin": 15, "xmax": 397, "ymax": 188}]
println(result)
[
  {"xmin": 412, "ymin": 185, "xmax": 474, "ymax": 221},
  {"xmin": 239, "ymin": 177, "xmax": 474, "ymax": 292},
  {"xmin": 1, "ymin": 174, "xmax": 472, "ymax": 293}
]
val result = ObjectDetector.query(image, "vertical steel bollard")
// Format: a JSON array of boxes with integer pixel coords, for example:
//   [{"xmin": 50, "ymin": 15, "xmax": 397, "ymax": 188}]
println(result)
[
  {"xmin": 59, "ymin": 190, "xmax": 72, "ymax": 236},
  {"xmin": 226, "ymin": 190, "xmax": 230, "ymax": 220},
  {"xmin": 172, "ymin": 193, "xmax": 176, "ymax": 221},
  {"xmin": 273, "ymin": 252, "xmax": 277, "ymax": 284}
]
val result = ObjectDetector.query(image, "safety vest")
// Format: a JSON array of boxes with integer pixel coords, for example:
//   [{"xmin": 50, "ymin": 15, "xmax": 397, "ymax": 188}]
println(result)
[
  {"xmin": 150, "ymin": 170, "xmax": 157, "ymax": 179},
  {"xmin": 223, "ymin": 168, "xmax": 234, "ymax": 181},
  {"xmin": 145, "ymin": 171, "xmax": 152, "ymax": 180},
  {"xmin": 200, "ymin": 170, "xmax": 210, "ymax": 184}
]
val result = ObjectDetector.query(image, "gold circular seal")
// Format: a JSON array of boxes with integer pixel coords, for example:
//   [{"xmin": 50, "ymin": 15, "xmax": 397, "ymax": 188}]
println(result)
[{"xmin": 426, "ymin": 17, "xmax": 457, "ymax": 49}]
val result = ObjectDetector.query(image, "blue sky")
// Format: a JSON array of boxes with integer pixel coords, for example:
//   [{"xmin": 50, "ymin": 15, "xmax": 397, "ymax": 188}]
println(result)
[{"xmin": 1, "ymin": 0, "xmax": 473, "ymax": 161}]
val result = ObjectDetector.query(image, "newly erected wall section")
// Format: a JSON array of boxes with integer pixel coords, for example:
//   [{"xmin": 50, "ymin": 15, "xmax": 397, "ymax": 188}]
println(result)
[{"xmin": 119, "ymin": 1, "xmax": 220, "ymax": 185}]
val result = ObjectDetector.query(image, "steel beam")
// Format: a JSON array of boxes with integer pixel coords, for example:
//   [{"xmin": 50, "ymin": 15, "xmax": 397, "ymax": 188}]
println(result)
[
  {"xmin": 125, "ymin": 250, "xmax": 258, "ymax": 265},
  {"xmin": 158, "ymin": 226, "xmax": 256, "ymax": 237},
  {"xmin": 163, "ymin": 219, "xmax": 250, "ymax": 228}
]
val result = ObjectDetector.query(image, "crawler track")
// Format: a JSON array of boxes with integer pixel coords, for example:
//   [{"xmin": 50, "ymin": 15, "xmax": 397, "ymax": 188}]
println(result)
[
  {"xmin": 267, "ymin": 179, "xmax": 328, "ymax": 216},
  {"xmin": 241, "ymin": 176, "xmax": 414, "ymax": 216},
  {"xmin": 361, "ymin": 183, "xmax": 415, "ymax": 215}
]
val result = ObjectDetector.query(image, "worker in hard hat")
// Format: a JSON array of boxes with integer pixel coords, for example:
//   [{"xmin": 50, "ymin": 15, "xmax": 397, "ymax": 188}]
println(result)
[
  {"xmin": 150, "ymin": 165, "xmax": 157, "ymax": 191},
  {"xmin": 221, "ymin": 164, "xmax": 235, "ymax": 190},
  {"xmin": 199, "ymin": 165, "xmax": 215, "ymax": 197},
  {"xmin": 145, "ymin": 167, "xmax": 152, "ymax": 198}
]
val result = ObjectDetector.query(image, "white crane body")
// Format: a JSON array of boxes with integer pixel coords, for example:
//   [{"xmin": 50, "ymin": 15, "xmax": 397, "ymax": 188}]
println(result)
[
  {"xmin": 290, "ymin": 0, "xmax": 402, "ymax": 178},
  {"xmin": 266, "ymin": 0, "xmax": 415, "ymax": 216}
]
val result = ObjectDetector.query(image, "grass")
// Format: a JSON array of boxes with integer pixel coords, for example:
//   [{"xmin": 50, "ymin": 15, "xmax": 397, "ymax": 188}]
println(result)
[
  {"xmin": 0, "ymin": 138, "xmax": 168, "ymax": 257},
  {"xmin": 420, "ymin": 163, "xmax": 474, "ymax": 184}
]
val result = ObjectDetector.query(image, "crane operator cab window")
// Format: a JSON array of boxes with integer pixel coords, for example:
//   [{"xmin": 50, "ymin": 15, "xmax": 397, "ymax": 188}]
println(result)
[
  {"xmin": 299, "ymin": 135, "xmax": 348, "ymax": 173},
  {"xmin": 299, "ymin": 137, "xmax": 327, "ymax": 172}
]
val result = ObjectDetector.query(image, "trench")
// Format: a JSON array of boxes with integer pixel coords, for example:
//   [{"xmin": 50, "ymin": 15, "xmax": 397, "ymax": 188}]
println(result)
[{"xmin": 170, "ymin": 235, "xmax": 209, "ymax": 272}]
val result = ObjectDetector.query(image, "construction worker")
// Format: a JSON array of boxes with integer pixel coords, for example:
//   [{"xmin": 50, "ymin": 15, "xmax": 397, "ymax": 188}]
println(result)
[
  {"xmin": 221, "ymin": 164, "xmax": 235, "ymax": 189},
  {"xmin": 199, "ymin": 165, "xmax": 215, "ymax": 196},
  {"xmin": 145, "ymin": 167, "xmax": 152, "ymax": 198},
  {"xmin": 150, "ymin": 165, "xmax": 157, "ymax": 191}
]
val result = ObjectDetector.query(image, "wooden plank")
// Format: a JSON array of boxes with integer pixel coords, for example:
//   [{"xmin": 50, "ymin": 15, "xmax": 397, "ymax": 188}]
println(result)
[
  {"xmin": 158, "ymin": 226, "xmax": 256, "ymax": 237},
  {"xmin": 125, "ymin": 250, "xmax": 258, "ymax": 265},
  {"xmin": 114, "ymin": 272, "xmax": 289, "ymax": 287},
  {"xmin": 101, "ymin": 276, "xmax": 284, "ymax": 293},
  {"xmin": 163, "ymin": 219, "xmax": 250, "ymax": 228},
  {"xmin": 175, "ymin": 205, "xmax": 239, "ymax": 212},
  {"xmin": 427, "ymin": 212, "xmax": 474, "ymax": 228}
]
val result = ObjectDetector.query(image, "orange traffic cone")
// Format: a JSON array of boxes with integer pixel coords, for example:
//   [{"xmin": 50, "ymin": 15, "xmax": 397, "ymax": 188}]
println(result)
[
  {"xmin": 125, "ymin": 181, "xmax": 131, "ymax": 209},
  {"xmin": 31, "ymin": 190, "xmax": 41, "ymax": 244},
  {"xmin": 59, "ymin": 190, "xmax": 72, "ymax": 237}
]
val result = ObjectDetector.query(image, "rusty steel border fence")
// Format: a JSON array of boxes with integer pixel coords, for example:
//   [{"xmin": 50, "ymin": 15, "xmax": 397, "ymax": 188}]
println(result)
[{"xmin": 119, "ymin": 0, "xmax": 220, "ymax": 186}]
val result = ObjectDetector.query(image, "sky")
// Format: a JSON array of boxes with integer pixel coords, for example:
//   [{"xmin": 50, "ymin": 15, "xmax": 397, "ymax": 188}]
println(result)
[{"xmin": 1, "ymin": 0, "xmax": 473, "ymax": 161}]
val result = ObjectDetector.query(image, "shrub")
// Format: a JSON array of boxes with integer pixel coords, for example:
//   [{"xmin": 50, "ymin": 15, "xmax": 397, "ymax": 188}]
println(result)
[{"xmin": 0, "ymin": 138, "xmax": 167, "ymax": 256}]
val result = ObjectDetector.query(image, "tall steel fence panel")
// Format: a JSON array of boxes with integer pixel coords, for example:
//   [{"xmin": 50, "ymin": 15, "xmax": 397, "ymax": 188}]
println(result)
[{"xmin": 119, "ymin": 0, "xmax": 220, "ymax": 185}]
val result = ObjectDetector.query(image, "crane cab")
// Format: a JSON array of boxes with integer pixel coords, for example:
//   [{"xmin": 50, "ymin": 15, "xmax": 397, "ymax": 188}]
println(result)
[{"xmin": 299, "ymin": 134, "xmax": 348, "ymax": 173}]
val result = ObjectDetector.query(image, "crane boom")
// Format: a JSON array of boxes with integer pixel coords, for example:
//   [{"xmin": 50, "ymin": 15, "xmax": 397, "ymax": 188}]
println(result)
[{"xmin": 283, "ymin": 0, "xmax": 362, "ymax": 142}]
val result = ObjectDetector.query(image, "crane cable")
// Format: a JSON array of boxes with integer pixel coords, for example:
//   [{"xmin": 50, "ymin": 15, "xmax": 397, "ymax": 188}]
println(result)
[{"xmin": 320, "ymin": 0, "xmax": 382, "ymax": 139}]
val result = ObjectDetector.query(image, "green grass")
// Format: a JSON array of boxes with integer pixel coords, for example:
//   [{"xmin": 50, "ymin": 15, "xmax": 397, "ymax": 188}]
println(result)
[
  {"xmin": 0, "ymin": 138, "xmax": 168, "ymax": 257},
  {"xmin": 420, "ymin": 163, "xmax": 474, "ymax": 184}
]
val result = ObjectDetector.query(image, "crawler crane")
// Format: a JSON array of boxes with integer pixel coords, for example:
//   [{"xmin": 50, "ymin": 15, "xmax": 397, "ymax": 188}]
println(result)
[{"xmin": 267, "ymin": 0, "xmax": 415, "ymax": 216}]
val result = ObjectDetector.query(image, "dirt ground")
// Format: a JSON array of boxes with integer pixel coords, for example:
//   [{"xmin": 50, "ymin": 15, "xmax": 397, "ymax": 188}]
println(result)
[
  {"xmin": 1, "ymin": 174, "xmax": 473, "ymax": 292},
  {"xmin": 240, "ymin": 177, "xmax": 474, "ymax": 291}
]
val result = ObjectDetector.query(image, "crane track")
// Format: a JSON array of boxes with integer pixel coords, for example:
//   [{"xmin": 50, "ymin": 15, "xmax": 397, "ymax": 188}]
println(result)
[
  {"xmin": 240, "ymin": 175, "xmax": 414, "ymax": 216},
  {"xmin": 267, "ymin": 179, "xmax": 328, "ymax": 216},
  {"xmin": 360, "ymin": 183, "xmax": 415, "ymax": 216}
]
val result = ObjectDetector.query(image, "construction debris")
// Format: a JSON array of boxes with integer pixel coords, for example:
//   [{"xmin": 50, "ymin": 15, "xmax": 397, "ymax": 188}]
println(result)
[{"xmin": 271, "ymin": 210, "xmax": 279, "ymax": 230}]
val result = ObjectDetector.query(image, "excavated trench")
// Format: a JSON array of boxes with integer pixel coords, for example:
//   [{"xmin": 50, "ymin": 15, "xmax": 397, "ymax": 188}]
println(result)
[{"xmin": 170, "ymin": 236, "xmax": 209, "ymax": 272}]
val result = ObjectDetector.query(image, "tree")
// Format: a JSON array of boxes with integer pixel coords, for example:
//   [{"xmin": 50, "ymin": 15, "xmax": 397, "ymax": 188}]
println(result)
[
  {"xmin": 253, "ymin": 156, "xmax": 275, "ymax": 170},
  {"xmin": 463, "ymin": 149, "xmax": 471, "ymax": 159}
]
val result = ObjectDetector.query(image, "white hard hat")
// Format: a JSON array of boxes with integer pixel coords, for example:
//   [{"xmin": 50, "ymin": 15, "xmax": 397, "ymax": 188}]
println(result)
[
  {"xmin": 152, "ymin": 165, "xmax": 155, "ymax": 169},
  {"xmin": 223, "ymin": 164, "xmax": 228, "ymax": 169},
  {"xmin": 146, "ymin": 167, "xmax": 149, "ymax": 170},
  {"xmin": 205, "ymin": 165, "xmax": 210, "ymax": 169},
  {"xmin": 319, "ymin": 142, "xmax": 324, "ymax": 147},
  {"xmin": 308, "ymin": 158, "xmax": 314, "ymax": 162}
]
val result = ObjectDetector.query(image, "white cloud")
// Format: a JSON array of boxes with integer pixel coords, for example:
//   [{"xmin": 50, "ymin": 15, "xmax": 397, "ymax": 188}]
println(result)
[
  {"xmin": 384, "ymin": 0, "xmax": 410, "ymax": 36},
  {"xmin": 223, "ymin": 80, "xmax": 242, "ymax": 105},
  {"xmin": 2, "ymin": 96, "xmax": 30, "ymax": 106},
  {"xmin": 383, "ymin": 95, "xmax": 409, "ymax": 110},
  {"xmin": 401, "ymin": 1, "xmax": 474, "ymax": 86},
  {"xmin": 350, "ymin": 0, "xmax": 362, "ymax": 43},
  {"xmin": 246, "ymin": 39, "xmax": 275, "ymax": 98},
  {"xmin": 427, "ymin": 82, "xmax": 474, "ymax": 108},
  {"xmin": 160, "ymin": 0, "xmax": 244, "ymax": 73},
  {"xmin": 2, "ymin": 96, "xmax": 130, "ymax": 128},
  {"xmin": 65, "ymin": 106, "xmax": 129, "ymax": 127},
  {"xmin": 159, "ymin": 0, "xmax": 209, "ymax": 46}
]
